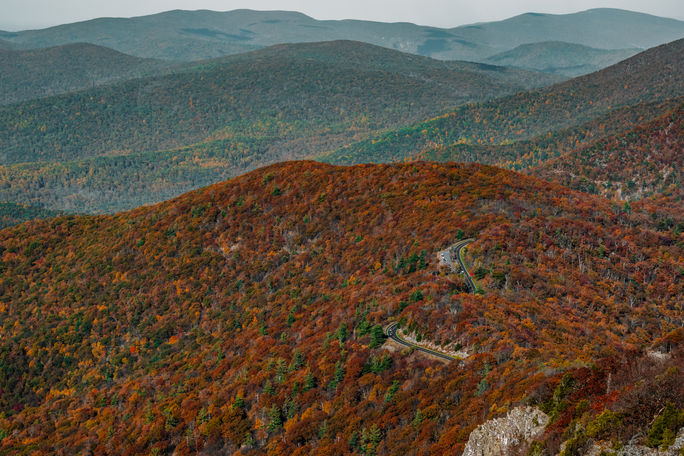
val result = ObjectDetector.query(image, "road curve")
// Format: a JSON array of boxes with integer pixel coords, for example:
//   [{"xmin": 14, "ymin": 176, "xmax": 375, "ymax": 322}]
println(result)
[
  {"xmin": 386, "ymin": 322, "xmax": 457, "ymax": 361},
  {"xmin": 454, "ymin": 239, "xmax": 476, "ymax": 293},
  {"xmin": 384, "ymin": 238, "xmax": 476, "ymax": 361}
]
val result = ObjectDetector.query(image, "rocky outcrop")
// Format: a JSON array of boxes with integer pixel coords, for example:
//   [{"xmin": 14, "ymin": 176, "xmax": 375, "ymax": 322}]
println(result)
[
  {"xmin": 584, "ymin": 428, "xmax": 684, "ymax": 456},
  {"xmin": 463, "ymin": 406, "xmax": 549, "ymax": 456}
]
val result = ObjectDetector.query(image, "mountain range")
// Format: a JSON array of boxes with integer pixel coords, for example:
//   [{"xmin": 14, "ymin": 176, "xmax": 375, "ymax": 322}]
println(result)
[
  {"xmin": 0, "ymin": 40, "xmax": 561, "ymax": 213},
  {"xmin": 324, "ymin": 39, "xmax": 684, "ymax": 172},
  {"xmin": 1, "ymin": 8, "xmax": 683, "ymax": 75},
  {"xmin": 0, "ymin": 7, "xmax": 682, "ymax": 455},
  {"xmin": 0, "ymin": 36, "xmax": 681, "ymax": 218}
]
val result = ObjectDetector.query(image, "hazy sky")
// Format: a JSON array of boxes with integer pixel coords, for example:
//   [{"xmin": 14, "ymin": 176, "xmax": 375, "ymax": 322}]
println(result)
[{"xmin": 1, "ymin": 0, "xmax": 683, "ymax": 31}]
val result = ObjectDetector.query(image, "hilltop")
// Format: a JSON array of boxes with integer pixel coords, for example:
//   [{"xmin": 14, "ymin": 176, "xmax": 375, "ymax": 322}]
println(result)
[
  {"xmin": 0, "ymin": 161, "xmax": 680, "ymax": 454},
  {"xmin": 0, "ymin": 40, "xmax": 560, "ymax": 214},
  {"xmin": 0, "ymin": 43, "xmax": 171, "ymax": 105},
  {"xmin": 448, "ymin": 8, "xmax": 684, "ymax": 54},
  {"xmin": 1, "ymin": 8, "xmax": 682, "ymax": 63}
]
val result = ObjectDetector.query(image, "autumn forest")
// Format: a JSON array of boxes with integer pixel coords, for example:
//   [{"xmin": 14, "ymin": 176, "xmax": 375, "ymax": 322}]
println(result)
[{"xmin": 0, "ymin": 6, "xmax": 682, "ymax": 456}]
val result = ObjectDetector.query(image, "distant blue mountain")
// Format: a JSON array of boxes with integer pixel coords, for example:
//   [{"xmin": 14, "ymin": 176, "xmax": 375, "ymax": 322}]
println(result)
[{"xmin": 2, "ymin": 8, "xmax": 682, "ymax": 62}]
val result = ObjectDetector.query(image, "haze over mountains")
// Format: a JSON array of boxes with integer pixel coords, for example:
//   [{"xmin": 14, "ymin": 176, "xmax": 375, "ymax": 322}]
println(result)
[
  {"xmin": 0, "ymin": 9, "xmax": 681, "ymax": 219},
  {"xmin": 2, "ymin": 8, "xmax": 683, "ymax": 75},
  {"xmin": 1, "ymin": 36, "xmax": 682, "ymax": 215},
  {"xmin": 0, "ymin": 40, "xmax": 561, "ymax": 213}
]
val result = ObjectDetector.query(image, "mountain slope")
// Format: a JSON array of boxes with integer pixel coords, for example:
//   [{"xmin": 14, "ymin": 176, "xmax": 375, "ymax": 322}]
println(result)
[
  {"xmin": 0, "ymin": 43, "xmax": 171, "ymax": 105},
  {"xmin": 0, "ymin": 40, "xmax": 558, "ymax": 166},
  {"xmin": 0, "ymin": 38, "xmax": 15, "ymax": 50},
  {"xmin": 0, "ymin": 201, "xmax": 64, "ymax": 229},
  {"xmin": 484, "ymin": 41, "xmax": 640, "ymax": 76},
  {"xmin": 0, "ymin": 40, "xmax": 561, "ymax": 213},
  {"xmin": 323, "ymin": 39, "xmax": 684, "ymax": 167},
  {"xmin": 0, "ymin": 161, "xmax": 681, "ymax": 454},
  {"xmin": 408, "ymin": 97, "xmax": 683, "ymax": 171},
  {"xmin": 1, "ymin": 8, "xmax": 682, "ymax": 62},
  {"xmin": 532, "ymin": 103, "xmax": 683, "ymax": 201}
]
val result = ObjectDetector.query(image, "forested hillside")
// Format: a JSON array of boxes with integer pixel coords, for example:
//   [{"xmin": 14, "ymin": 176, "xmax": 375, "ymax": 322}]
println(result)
[
  {"xmin": 408, "ymin": 97, "xmax": 683, "ymax": 170},
  {"xmin": 0, "ymin": 40, "xmax": 557, "ymax": 166},
  {"xmin": 0, "ymin": 43, "xmax": 171, "ymax": 105},
  {"xmin": 532, "ymin": 103, "xmax": 683, "ymax": 201},
  {"xmin": 0, "ymin": 161, "xmax": 681, "ymax": 454},
  {"xmin": 323, "ymin": 39, "xmax": 684, "ymax": 166},
  {"xmin": 0, "ymin": 39, "xmax": 15, "ymax": 50},
  {"xmin": 0, "ymin": 40, "xmax": 561, "ymax": 213}
]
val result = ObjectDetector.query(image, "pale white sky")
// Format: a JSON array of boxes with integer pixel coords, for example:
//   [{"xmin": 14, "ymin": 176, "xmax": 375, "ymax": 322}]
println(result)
[{"xmin": 1, "ymin": 0, "xmax": 683, "ymax": 31}]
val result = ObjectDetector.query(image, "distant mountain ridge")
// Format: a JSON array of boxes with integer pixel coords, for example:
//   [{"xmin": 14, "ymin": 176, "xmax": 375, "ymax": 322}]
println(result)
[
  {"xmin": 323, "ymin": 39, "xmax": 684, "ymax": 167},
  {"xmin": 0, "ymin": 43, "xmax": 172, "ymax": 105},
  {"xmin": 484, "ymin": 41, "xmax": 641, "ymax": 76},
  {"xmin": 1, "ymin": 8, "xmax": 682, "ymax": 63},
  {"xmin": 0, "ymin": 40, "xmax": 560, "ymax": 213}
]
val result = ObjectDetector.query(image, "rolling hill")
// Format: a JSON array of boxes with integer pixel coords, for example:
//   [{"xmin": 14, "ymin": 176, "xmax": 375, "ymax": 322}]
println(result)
[
  {"xmin": 446, "ymin": 8, "xmax": 684, "ymax": 55},
  {"xmin": 0, "ymin": 40, "xmax": 562, "ymax": 213},
  {"xmin": 484, "ymin": 41, "xmax": 640, "ymax": 76},
  {"xmin": 323, "ymin": 39, "xmax": 684, "ymax": 168},
  {"xmin": 0, "ymin": 43, "xmax": 172, "ymax": 105},
  {"xmin": 0, "ymin": 161, "xmax": 680, "ymax": 454},
  {"xmin": 1, "ymin": 8, "xmax": 682, "ymax": 63}
]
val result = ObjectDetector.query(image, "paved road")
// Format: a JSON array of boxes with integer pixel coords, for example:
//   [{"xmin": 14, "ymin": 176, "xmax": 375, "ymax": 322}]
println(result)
[
  {"xmin": 386, "ymin": 322, "xmax": 457, "ymax": 361},
  {"xmin": 439, "ymin": 238, "xmax": 475, "ymax": 292},
  {"xmin": 453, "ymin": 239, "xmax": 476, "ymax": 293},
  {"xmin": 385, "ymin": 238, "xmax": 476, "ymax": 361}
]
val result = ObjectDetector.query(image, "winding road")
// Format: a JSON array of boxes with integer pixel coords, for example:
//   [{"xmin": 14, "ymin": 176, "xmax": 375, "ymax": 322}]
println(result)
[
  {"xmin": 455, "ymin": 239, "xmax": 477, "ymax": 293},
  {"xmin": 386, "ymin": 322, "xmax": 457, "ymax": 361},
  {"xmin": 385, "ymin": 239, "xmax": 475, "ymax": 361}
]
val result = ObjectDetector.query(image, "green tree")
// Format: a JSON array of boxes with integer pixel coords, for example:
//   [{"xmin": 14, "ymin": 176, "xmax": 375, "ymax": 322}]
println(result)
[
  {"xmin": 647, "ymin": 403, "xmax": 683, "ymax": 449},
  {"xmin": 369, "ymin": 325, "xmax": 386, "ymax": 348},
  {"xmin": 303, "ymin": 371, "xmax": 316, "ymax": 391},
  {"xmin": 267, "ymin": 405, "xmax": 282, "ymax": 432},
  {"xmin": 336, "ymin": 322, "xmax": 348, "ymax": 343}
]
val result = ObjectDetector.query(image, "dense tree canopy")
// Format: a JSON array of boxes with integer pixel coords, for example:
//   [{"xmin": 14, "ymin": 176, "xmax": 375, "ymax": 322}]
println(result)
[{"xmin": 0, "ymin": 161, "xmax": 681, "ymax": 454}]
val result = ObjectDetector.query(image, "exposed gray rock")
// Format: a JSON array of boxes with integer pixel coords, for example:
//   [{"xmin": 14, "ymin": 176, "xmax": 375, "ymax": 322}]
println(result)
[
  {"xmin": 463, "ymin": 406, "xmax": 549, "ymax": 456},
  {"xmin": 576, "ymin": 427, "xmax": 684, "ymax": 456}
]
